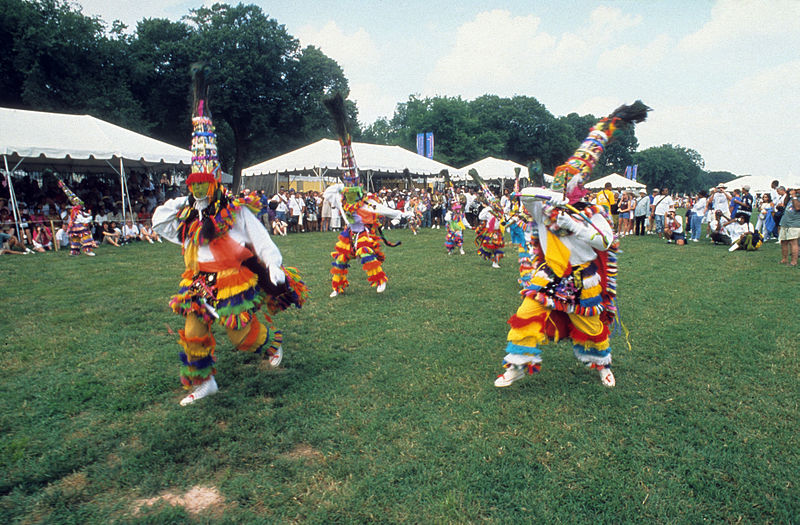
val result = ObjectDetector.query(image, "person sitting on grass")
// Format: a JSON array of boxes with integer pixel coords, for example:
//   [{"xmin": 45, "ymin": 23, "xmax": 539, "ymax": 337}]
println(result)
[
  {"xmin": 138, "ymin": 220, "xmax": 162, "ymax": 243},
  {"xmin": 709, "ymin": 210, "xmax": 734, "ymax": 245},
  {"xmin": 0, "ymin": 227, "xmax": 30, "ymax": 254},
  {"xmin": 727, "ymin": 213, "xmax": 763, "ymax": 252},
  {"xmin": 31, "ymin": 224, "xmax": 53, "ymax": 252},
  {"xmin": 122, "ymin": 220, "xmax": 140, "ymax": 243},
  {"xmin": 664, "ymin": 210, "xmax": 686, "ymax": 245},
  {"xmin": 100, "ymin": 221, "xmax": 121, "ymax": 247}
]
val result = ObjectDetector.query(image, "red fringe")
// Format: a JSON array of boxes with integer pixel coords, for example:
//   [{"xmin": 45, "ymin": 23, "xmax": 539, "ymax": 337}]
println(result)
[
  {"xmin": 366, "ymin": 271, "xmax": 387, "ymax": 284},
  {"xmin": 569, "ymin": 324, "xmax": 610, "ymax": 343},
  {"xmin": 186, "ymin": 172, "xmax": 216, "ymax": 185},
  {"xmin": 507, "ymin": 313, "xmax": 547, "ymax": 329}
]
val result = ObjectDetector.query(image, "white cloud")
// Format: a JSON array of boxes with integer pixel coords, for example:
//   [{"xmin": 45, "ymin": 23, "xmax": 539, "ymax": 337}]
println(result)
[
  {"xmin": 597, "ymin": 35, "xmax": 671, "ymax": 71},
  {"xmin": 678, "ymin": 0, "xmax": 800, "ymax": 53},
  {"xmin": 295, "ymin": 21, "xmax": 380, "ymax": 72},
  {"xmin": 349, "ymin": 81, "xmax": 400, "ymax": 125}
]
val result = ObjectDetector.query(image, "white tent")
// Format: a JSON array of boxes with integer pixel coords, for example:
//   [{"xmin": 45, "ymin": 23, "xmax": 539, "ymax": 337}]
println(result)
[
  {"xmin": 1, "ymin": 107, "xmax": 192, "ymax": 233},
  {"xmin": 242, "ymin": 138, "xmax": 455, "ymax": 191},
  {"xmin": 453, "ymin": 156, "xmax": 553, "ymax": 184},
  {"xmin": 585, "ymin": 172, "xmax": 646, "ymax": 190},
  {"xmin": 724, "ymin": 174, "xmax": 800, "ymax": 194}
]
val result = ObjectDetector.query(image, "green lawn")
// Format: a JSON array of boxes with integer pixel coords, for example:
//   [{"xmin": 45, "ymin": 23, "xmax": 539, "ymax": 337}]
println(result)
[{"xmin": 0, "ymin": 227, "xmax": 797, "ymax": 523}]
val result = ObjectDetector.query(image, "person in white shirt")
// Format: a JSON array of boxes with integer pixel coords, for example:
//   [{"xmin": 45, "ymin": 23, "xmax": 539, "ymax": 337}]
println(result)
[
  {"xmin": 287, "ymin": 189, "xmax": 304, "ymax": 233},
  {"xmin": 689, "ymin": 190, "xmax": 708, "ymax": 242},
  {"xmin": 664, "ymin": 210, "xmax": 686, "ymax": 245},
  {"xmin": 122, "ymin": 220, "xmax": 140, "ymax": 243},
  {"xmin": 652, "ymin": 187, "xmax": 675, "ymax": 238}
]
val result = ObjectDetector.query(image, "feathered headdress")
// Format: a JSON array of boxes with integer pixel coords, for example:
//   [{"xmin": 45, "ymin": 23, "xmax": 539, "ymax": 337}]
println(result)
[
  {"xmin": 57, "ymin": 179, "xmax": 83, "ymax": 208},
  {"xmin": 553, "ymin": 101, "xmax": 650, "ymax": 204},
  {"xmin": 323, "ymin": 92, "xmax": 359, "ymax": 188},
  {"xmin": 185, "ymin": 63, "xmax": 221, "ymax": 196}
]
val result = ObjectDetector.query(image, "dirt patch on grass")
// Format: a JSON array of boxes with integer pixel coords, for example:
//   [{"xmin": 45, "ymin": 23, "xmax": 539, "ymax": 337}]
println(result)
[
  {"xmin": 133, "ymin": 485, "xmax": 224, "ymax": 516},
  {"xmin": 283, "ymin": 443, "xmax": 324, "ymax": 462}
]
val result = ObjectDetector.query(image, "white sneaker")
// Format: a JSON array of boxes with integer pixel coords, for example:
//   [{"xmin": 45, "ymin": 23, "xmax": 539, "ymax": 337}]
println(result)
[
  {"xmin": 268, "ymin": 346, "xmax": 283, "ymax": 367},
  {"xmin": 598, "ymin": 367, "xmax": 615, "ymax": 387},
  {"xmin": 459, "ymin": 248, "xmax": 465, "ymax": 255},
  {"xmin": 85, "ymin": 251, "xmax": 96, "ymax": 256},
  {"xmin": 447, "ymin": 251, "xmax": 452, "ymax": 255},
  {"xmin": 376, "ymin": 282, "xmax": 386, "ymax": 293},
  {"xmin": 692, "ymin": 239, "xmax": 699, "ymax": 242},
  {"xmin": 775, "ymin": 240, "xmax": 781, "ymax": 244},
  {"xmin": 157, "ymin": 238, "xmax": 163, "ymax": 243},
  {"xmin": 329, "ymin": 290, "xmax": 339, "ymax": 298},
  {"xmin": 180, "ymin": 376, "xmax": 219, "ymax": 405},
  {"xmin": 492, "ymin": 262, "xmax": 500, "ymax": 269},
  {"xmin": 494, "ymin": 367, "xmax": 526, "ymax": 387},
  {"xmin": 729, "ymin": 243, "xmax": 740, "ymax": 252},
  {"xmin": 148, "ymin": 238, "xmax": 154, "ymax": 244}
]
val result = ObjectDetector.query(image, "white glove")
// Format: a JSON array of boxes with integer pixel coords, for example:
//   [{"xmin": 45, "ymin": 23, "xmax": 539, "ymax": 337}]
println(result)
[
  {"xmin": 556, "ymin": 211, "xmax": 581, "ymax": 232},
  {"xmin": 549, "ymin": 195, "xmax": 570, "ymax": 207},
  {"xmin": 268, "ymin": 264, "xmax": 286, "ymax": 286},
  {"xmin": 390, "ymin": 217, "xmax": 401, "ymax": 226}
]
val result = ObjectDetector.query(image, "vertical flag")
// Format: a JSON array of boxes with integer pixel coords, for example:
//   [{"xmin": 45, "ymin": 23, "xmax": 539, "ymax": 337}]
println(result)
[
  {"xmin": 632, "ymin": 164, "xmax": 638, "ymax": 182},
  {"xmin": 624, "ymin": 165, "xmax": 631, "ymax": 179},
  {"xmin": 416, "ymin": 133, "xmax": 425, "ymax": 156},
  {"xmin": 425, "ymin": 132, "xmax": 434, "ymax": 159}
]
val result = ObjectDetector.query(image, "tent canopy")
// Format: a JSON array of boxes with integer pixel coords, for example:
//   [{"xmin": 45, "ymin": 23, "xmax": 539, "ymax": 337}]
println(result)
[
  {"xmin": 453, "ymin": 156, "xmax": 553, "ymax": 184},
  {"xmin": 585, "ymin": 172, "xmax": 646, "ymax": 190},
  {"xmin": 0, "ymin": 107, "xmax": 191, "ymax": 172},
  {"xmin": 723, "ymin": 173, "xmax": 800, "ymax": 194},
  {"xmin": 242, "ymin": 138, "xmax": 455, "ymax": 178}
]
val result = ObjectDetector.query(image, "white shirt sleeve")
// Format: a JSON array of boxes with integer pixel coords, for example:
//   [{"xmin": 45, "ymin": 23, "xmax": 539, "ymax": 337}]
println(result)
[
  {"xmin": 239, "ymin": 207, "xmax": 284, "ymax": 283},
  {"xmin": 152, "ymin": 196, "xmax": 190, "ymax": 245}
]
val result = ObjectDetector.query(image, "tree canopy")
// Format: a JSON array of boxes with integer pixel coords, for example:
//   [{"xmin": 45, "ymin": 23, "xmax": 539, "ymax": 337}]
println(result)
[{"xmin": 1, "ymin": 0, "xmax": 736, "ymax": 193}]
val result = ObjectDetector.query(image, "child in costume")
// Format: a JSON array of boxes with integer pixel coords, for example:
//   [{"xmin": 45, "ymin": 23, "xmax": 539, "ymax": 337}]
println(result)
[
  {"xmin": 444, "ymin": 202, "xmax": 471, "ymax": 255},
  {"xmin": 152, "ymin": 65, "xmax": 307, "ymax": 406},
  {"xmin": 324, "ymin": 93, "xmax": 410, "ymax": 298},
  {"xmin": 494, "ymin": 101, "xmax": 650, "ymax": 389},
  {"xmin": 58, "ymin": 180, "xmax": 97, "ymax": 256}
]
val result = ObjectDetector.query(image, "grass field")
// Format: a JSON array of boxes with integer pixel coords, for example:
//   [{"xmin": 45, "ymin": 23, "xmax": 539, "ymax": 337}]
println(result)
[{"xmin": 1, "ymin": 225, "xmax": 798, "ymax": 523}]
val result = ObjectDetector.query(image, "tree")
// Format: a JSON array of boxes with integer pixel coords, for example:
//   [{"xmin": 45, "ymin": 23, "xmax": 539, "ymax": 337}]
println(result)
[
  {"xmin": 185, "ymin": 3, "xmax": 300, "ymax": 192},
  {"xmin": 633, "ymin": 144, "xmax": 705, "ymax": 193}
]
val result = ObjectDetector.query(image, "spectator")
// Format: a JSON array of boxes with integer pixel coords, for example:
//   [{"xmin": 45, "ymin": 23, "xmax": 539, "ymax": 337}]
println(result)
[
  {"xmin": 689, "ymin": 190, "xmax": 708, "ymax": 242},
  {"xmin": 756, "ymin": 194, "xmax": 775, "ymax": 240},
  {"xmin": 728, "ymin": 214, "xmax": 763, "ymax": 252},
  {"xmin": 304, "ymin": 191, "xmax": 319, "ymax": 232},
  {"xmin": 139, "ymin": 220, "xmax": 162, "ymax": 243},
  {"xmin": 31, "ymin": 224, "xmax": 53, "ymax": 252},
  {"xmin": 633, "ymin": 189, "xmax": 649, "ymax": 236},
  {"xmin": 321, "ymin": 189, "xmax": 332, "ymax": 232},
  {"xmin": 778, "ymin": 188, "xmax": 800, "ymax": 266},
  {"xmin": 709, "ymin": 184, "xmax": 731, "ymax": 219},
  {"xmin": 738, "ymin": 185, "xmax": 754, "ymax": 220},
  {"xmin": 617, "ymin": 191, "xmax": 634, "ymax": 236},
  {"xmin": 664, "ymin": 210, "xmax": 686, "ymax": 245},
  {"xmin": 709, "ymin": 210, "xmax": 734, "ymax": 245},
  {"xmin": 646, "ymin": 188, "xmax": 658, "ymax": 234},
  {"xmin": 0, "ymin": 226, "xmax": 28, "ymax": 254},
  {"xmin": 55, "ymin": 222, "xmax": 70, "ymax": 249},
  {"xmin": 122, "ymin": 220, "xmax": 140, "ymax": 243},
  {"xmin": 100, "ymin": 221, "xmax": 121, "ymax": 247},
  {"xmin": 772, "ymin": 186, "xmax": 789, "ymax": 242},
  {"xmin": 287, "ymin": 189, "xmax": 304, "ymax": 233},
  {"xmin": 651, "ymin": 187, "xmax": 674, "ymax": 239}
]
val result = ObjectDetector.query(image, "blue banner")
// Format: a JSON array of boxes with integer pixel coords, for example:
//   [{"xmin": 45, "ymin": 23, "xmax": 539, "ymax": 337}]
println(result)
[
  {"xmin": 425, "ymin": 132, "xmax": 434, "ymax": 159},
  {"xmin": 416, "ymin": 133, "xmax": 425, "ymax": 156},
  {"xmin": 632, "ymin": 164, "xmax": 638, "ymax": 182},
  {"xmin": 624, "ymin": 166, "xmax": 631, "ymax": 179}
]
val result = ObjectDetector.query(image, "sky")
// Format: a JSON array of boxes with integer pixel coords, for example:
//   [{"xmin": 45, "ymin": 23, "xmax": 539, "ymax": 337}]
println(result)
[{"xmin": 75, "ymin": 0, "xmax": 800, "ymax": 179}]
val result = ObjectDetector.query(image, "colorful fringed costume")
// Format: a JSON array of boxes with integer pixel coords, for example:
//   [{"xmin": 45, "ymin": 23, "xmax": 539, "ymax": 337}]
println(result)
[
  {"xmin": 327, "ymin": 184, "xmax": 405, "ymax": 295},
  {"xmin": 444, "ymin": 204, "xmax": 471, "ymax": 254},
  {"xmin": 323, "ymin": 93, "xmax": 408, "ymax": 297},
  {"xmin": 152, "ymin": 64, "xmax": 307, "ymax": 405},
  {"xmin": 58, "ymin": 180, "xmax": 96, "ymax": 256},
  {"xmin": 475, "ymin": 206, "xmax": 504, "ymax": 265},
  {"xmin": 495, "ymin": 101, "xmax": 649, "ymax": 388}
]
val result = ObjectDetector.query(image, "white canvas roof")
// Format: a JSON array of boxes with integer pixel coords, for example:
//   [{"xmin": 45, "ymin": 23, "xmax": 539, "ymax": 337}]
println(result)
[
  {"xmin": 585, "ymin": 172, "xmax": 646, "ymax": 190},
  {"xmin": 0, "ymin": 107, "xmax": 191, "ymax": 170},
  {"xmin": 724, "ymin": 173, "xmax": 800, "ymax": 194},
  {"xmin": 453, "ymin": 156, "xmax": 553, "ymax": 184},
  {"xmin": 242, "ymin": 138, "xmax": 454, "ymax": 177}
]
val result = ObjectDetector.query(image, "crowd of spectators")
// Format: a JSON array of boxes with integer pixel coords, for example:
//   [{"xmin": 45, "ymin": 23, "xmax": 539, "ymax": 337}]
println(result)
[
  {"xmin": 0, "ymin": 172, "xmax": 177, "ymax": 255},
  {"xmin": 3, "ymin": 173, "xmax": 799, "ymax": 266}
]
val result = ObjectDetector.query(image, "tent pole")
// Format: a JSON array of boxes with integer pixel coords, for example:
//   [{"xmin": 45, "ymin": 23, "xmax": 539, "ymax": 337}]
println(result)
[{"xmin": 3, "ymin": 154, "xmax": 24, "ymax": 242}]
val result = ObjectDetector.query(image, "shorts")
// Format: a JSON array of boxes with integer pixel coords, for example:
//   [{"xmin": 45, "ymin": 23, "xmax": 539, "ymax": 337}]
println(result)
[
  {"xmin": 778, "ymin": 226, "xmax": 800, "ymax": 241},
  {"xmin": 670, "ymin": 232, "xmax": 686, "ymax": 242}
]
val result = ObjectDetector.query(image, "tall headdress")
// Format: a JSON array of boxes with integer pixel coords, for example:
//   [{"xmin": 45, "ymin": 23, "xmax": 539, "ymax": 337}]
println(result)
[
  {"xmin": 553, "ymin": 101, "xmax": 650, "ymax": 204},
  {"xmin": 323, "ymin": 93, "xmax": 359, "ymax": 188},
  {"xmin": 185, "ymin": 63, "xmax": 221, "ymax": 196},
  {"xmin": 57, "ymin": 179, "xmax": 83, "ymax": 208}
]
